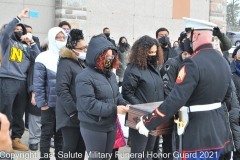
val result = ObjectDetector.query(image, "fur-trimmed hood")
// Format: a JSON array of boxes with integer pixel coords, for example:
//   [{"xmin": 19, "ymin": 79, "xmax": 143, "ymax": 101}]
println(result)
[{"xmin": 60, "ymin": 47, "xmax": 78, "ymax": 61}]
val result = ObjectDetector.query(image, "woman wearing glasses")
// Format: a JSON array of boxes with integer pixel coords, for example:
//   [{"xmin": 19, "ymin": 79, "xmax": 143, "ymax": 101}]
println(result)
[
  {"xmin": 56, "ymin": 29, "xmax": 87, "ymax": 160},
  {"xmin": 34, "ymin": 27, "xmax": 67, "ymax": 160},
  {"xmin": 122, "ymin": 35, "xmax": 164, "ymax": 160},
  {"xmin": 75, "ymin": 35, "xmax": 129, "ymax": 160}
]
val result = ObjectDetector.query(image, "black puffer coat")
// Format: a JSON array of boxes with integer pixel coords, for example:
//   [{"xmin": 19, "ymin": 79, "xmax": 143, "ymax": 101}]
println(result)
[
  {"xmin": 56, "ymin": 47, "xmax": 86, "ymax": 131},
  {"xmin": 122, "ymin": 64, "xmax": 164, "ymax": 104},
  {"xmin": 75, "ymin": 37, "xmax": 128, "ymax": 132}
]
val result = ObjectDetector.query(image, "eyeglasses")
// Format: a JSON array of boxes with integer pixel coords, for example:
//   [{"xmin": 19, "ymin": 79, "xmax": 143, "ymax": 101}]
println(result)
[
  {"xmin": 55, "ymin": 36, "xmax": 68, "ymax": 40},
  {"xmin": 75, "ymin": 46, "xmax": 88, "ymax": 51},
  {"xmin": 105, "ymin": 54, "xmax": 115, "ymax": 60}
]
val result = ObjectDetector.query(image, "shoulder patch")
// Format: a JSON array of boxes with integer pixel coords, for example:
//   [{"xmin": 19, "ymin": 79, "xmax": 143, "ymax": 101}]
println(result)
[{"xmin": 176, "ymin": 66, "xmax": 186, "ymax": 83}]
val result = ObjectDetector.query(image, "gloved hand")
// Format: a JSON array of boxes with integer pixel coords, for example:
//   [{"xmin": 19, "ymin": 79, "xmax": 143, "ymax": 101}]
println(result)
[
  {"xmin": 213, "ymin": 27, "xmax": 223, "ymax": 37},
  {"xmin": 136, "ymin": 116, "xmax": 149, "ymax": 137}
]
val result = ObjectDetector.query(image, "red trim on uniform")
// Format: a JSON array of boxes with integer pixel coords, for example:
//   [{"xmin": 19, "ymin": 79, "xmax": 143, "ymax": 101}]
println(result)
[
  {"xmin": 144, "ymin": 115, "xmax": 157, "ymax": 124},
  {"xmin": 191, "ymin": 47, "xmax": 213, "ymax": 58},
  {"xmin": 182, "ymin": 150, "xmax": 187, "ymax": 160},
  {"xmin": 155, "ymin": 108, "xmax": 166, "ymax": 117},
  {"xmin": 176, "ymin": 66, "xmax": 186, "ymax": 84},
  {"xmin": 181, "ymin": 140, "xmax": 230, "ymax": 153}
]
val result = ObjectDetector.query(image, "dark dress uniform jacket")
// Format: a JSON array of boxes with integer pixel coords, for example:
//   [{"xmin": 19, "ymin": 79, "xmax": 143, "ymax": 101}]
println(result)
[
  {"xmin": 143, "ymin": 44, "xmax": 232, "ymax": 151},
  {"xmin": 122, "ymin": 64, "xmax": 164, "ymax": 104},
  {"xmin": 56, "ymin": 47, "xmax": 86, "ymax": 131}
]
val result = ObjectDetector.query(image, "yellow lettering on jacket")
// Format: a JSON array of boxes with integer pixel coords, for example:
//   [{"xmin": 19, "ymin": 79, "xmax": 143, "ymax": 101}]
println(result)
[{"xmin": 9, "ymin": 47, "xmax": 23, "ymax": 62}]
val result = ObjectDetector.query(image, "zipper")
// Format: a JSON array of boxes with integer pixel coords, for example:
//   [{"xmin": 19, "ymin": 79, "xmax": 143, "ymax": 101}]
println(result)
[{"xmin": 107, "ymin": 78, "xmax": 115, "ymax": 104}]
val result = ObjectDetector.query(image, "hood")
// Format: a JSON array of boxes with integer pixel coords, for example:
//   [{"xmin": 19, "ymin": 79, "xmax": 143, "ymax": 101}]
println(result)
[
  {"xmin": 11, "ymin": 23, "xmax": 27, "ymax": 41},
  {"xmin": 86, "ymin": 36, "xmax": 117, "ymax": 68},
  {"xmin": 60, "ymin": 47, "xmax": 78, "ymax": 61},
  {"xmin": 48, "ymin": 27, "xmax": 67, "ymax": 58}
]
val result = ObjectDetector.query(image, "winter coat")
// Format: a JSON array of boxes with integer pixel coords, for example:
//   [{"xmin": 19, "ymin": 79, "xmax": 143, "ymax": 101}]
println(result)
[
  {"xmin": 34, "ymin": 27, "xmax": 67, "ymax": 108},
  {"xmin": 231, "ymin": 61, "xmax": 240, "ymax": 102},
  {"xmin": 122, "ymin": 64, "xmax": 164, "ymax": 105},
  {"xmin": 75, "ymin": 36, "xmax": 128, "ymax": 132},
  {"xmin": 116, "ymin": 46, "xmax": 129, "ymax": 78},
  {"xmin": 56, "ymin": 47, "xmax": 86, "ymax": 131},
  {"xmin": 221, "ymin": 80, "xmax": 240, "ymax": 154},
  {"xmin": 219, "ymin": 33, "xmax": 232, "ymax": 52},
  {"xmin": 162, "ymin": 47, "xmax": 178, "ymax": 63}
]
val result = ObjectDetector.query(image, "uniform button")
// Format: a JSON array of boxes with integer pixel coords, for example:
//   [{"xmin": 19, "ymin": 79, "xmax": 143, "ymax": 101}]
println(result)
[
  {"xmin": 152, "ymin": 113, "xmax": 155, "ymax": 116},
  {"xmin": 146, "ymin": 116, "xmax": 148, "ymax": 119}
]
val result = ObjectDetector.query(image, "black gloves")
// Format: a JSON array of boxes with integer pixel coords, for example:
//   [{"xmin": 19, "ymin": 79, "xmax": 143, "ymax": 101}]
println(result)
[{"xmin": 213, "ymin": 27, "xmax": 223, "ymax": 37}]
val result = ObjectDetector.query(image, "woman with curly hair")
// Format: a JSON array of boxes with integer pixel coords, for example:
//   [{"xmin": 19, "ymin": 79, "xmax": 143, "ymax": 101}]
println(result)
[
  {"xmin": 75, "ymin": 36, "xmax": 129, "ymax": 160},
  {"xmin": 122, "ymin": 35, "xmax": 164, "ymax": 160},
  {"xmin": 56, "ymin": 29, "xmax": 87, "ymax": 160}
]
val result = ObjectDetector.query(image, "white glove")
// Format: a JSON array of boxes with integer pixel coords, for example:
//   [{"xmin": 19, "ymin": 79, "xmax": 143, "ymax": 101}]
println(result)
[{"xmin": 136, "ymin": 116, "xmax": 149, "ymax": 137}]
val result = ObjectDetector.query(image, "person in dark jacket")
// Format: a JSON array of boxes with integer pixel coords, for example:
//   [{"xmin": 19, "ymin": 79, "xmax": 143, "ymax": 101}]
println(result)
[
  {"xmin": 121, "ymin": 35, "xmax": 164, "ymax": 160},
  {"xmin": 103, "ymin": 27, "xmax": 116, "ymax": 46},
  {"xmin": 0, "ymin": 8, "xmax": 40, "ymax": 152},
  {"xmin": 116, "ymin": 36, "xmax": 130, "ymax": 87},
  {"xmin": 34, "ymin": 27, "xmax": 67, "ymax": 160},
  {"xmin": 75, "ymin": 36, "xmax": 129, "ymax": 160},
  {"xmin": 156, "ymin": 27, "xmax": 178, "ymax": 62},
  {"xmin": 56, "ymin": 29, "xmax": 87, "ymax": 160}
]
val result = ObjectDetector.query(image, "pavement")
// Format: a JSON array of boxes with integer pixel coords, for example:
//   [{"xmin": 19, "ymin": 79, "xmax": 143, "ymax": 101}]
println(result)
[{"xmin": 12, "ymin": 128, "xmax": 131, "ymax": 160}]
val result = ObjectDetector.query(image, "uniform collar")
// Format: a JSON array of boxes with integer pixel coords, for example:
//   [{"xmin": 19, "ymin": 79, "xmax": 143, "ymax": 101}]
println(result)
[{"xmin": 194, "ymin": 43, "xmax": 213, "ymax": 52}]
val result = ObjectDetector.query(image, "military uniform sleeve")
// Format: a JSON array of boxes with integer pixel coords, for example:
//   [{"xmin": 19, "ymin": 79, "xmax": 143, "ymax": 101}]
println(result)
[
  {"xmin": 160, "ymin": 60, "xmax": 179, "ymax": 98},
  {"xmin": 219, "ymin": 33, "xmax": 232, "ymax": 52},
  {"xmin": 142, "ymin": 58, "xmax": 199, "ymax": 130}
]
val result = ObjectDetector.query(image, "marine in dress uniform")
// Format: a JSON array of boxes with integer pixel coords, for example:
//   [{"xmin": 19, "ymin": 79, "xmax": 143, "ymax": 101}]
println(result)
[{"xmin": 136, "ymin": 17, "xmax": 232, "ymax": 160}]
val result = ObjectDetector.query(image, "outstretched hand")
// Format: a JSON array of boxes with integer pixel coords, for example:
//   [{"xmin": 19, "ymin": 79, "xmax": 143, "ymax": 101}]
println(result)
[{"xmin": 18, "ymin": 8, "xmax": 30, "ymax": 19}]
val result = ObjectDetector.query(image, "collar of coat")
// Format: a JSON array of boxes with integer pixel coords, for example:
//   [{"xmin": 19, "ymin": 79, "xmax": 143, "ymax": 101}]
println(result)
[{"xmin": 60, "ymin": 47, "xmax": 78, "ymax": 61}]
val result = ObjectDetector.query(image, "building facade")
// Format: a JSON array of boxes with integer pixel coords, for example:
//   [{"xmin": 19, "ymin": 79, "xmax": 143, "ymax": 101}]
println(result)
[{"xmin": 0, "ymin": 0, "xmax": 227, "ymax": 45}]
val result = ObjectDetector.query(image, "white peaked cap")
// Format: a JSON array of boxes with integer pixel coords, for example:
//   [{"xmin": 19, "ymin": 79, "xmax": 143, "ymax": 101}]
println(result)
[{"xmin": 183, "ymin": 17, "xmax": 217, "ymax": 30}]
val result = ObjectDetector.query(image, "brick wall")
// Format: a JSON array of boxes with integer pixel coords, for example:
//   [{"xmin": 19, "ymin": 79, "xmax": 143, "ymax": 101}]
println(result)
[
  {"xmin": 55, "ymin": 0, "xmax": 87, "ymax": 36},
  {"xmin": 209, "ymin": 0, "xmax": 227, "ymax": 33}
]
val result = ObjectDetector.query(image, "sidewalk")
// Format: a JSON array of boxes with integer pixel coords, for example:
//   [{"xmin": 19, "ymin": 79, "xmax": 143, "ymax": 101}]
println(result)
[{"xmin": 12, "ymin": 129, "xmax": 130, "ymax": 160}]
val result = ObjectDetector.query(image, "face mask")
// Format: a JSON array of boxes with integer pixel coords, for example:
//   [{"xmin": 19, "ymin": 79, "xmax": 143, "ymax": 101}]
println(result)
[
  {"xmin": 14, "ymin": 31, "xmax": 23, "ymax": 41},
  {"xmin": 105, "ymin": 59, "xmax": 113, "ymax": 68},
  {"xmin": 120, "ymin": 42, "xmax": 128, "ymax": 47},
  {"xmin": 73, "ymin": 49, "xmax": 86, "ymax": 60},
  {"xmin": 55, "ymin": 41, "xmax": 66, "ymax": 50},
  {"xmin": 158, "ymin": 36, "xmax": 170, "ymax": 46},
  {"xmin": 183, "ymin": 38, "xmax": 193, "ymax": 54},
  {"xmin": 104, "ymin": 33, "xmax": 110, "ymax": 38},
  {"xmin": 148, "ymin": 55, "xmax": 157, "ymax": 65},
  {"xmin": 64, "ymin": 29, "xmax": 70, "ymax": 35},
  {"xmin": 179, "ymin": 42, "xmax": 184, "ymax": 51},
  {"xmin": 27, "ymin": 33, "xmax": 32, "ymax": 39},
  {"xmin": 236, "ymin": 59, "xmax": 240, "ymax": 68}
]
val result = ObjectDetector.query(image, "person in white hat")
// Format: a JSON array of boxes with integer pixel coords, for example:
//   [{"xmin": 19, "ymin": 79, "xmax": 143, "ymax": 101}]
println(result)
[{"xmin": 136, "ymin": 17, "xmax": 232, "ymax": 160}]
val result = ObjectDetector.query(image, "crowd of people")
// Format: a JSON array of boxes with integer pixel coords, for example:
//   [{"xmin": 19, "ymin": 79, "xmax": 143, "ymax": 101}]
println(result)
[{"xmin": 1, "ymin": 7, "xmax": 240, "ymax": 160}]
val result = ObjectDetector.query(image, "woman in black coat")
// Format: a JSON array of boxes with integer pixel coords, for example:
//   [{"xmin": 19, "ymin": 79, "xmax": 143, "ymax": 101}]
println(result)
[
  {"xmin": 56, "ymin": 29, "xmax": 87, "ymax": 160},
  {"xmin": 75, "ymin": 36, "xmax": 129, "ymax": 160},
  {"xmin": 122, "ymin": 35, "xmax": 164, "ymax": 160}
]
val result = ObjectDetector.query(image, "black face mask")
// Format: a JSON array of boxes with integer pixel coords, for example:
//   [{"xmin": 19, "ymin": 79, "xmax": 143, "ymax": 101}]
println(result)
[
  {"xmin": 148, "ymin": 55, "xmax": 157, "ymax": 65},
  {"xmin": 14, "ymin": 31, "xmax": 23, "ymax": 41},
  {"xmin": 104, "ymin": 33, "xmax": 110, "ymax": 38},
  {"xmin": 158, "ymin": 36, "xmax": 170, "ymax": 46},
  {"xmin": 120, "ymin": 42, "xmax": 128, "ymax": 47},
  {"xmin": 179, "ymin": 42, "xmax": 184, "ymax": 51},
  {"xmin": 183, "ymin": 38, "xmax": 193, "ymax": 54},
  {"xmin": 236, "ymin": 59, "xmax": 240, "ymax": 68}
]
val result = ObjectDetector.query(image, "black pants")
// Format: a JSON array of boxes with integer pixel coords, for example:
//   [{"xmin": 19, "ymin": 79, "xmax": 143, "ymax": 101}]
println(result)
[
  {"xmin": 219, "ymin": 152, "xmax": 231, "ymax": 160},
  {"xmin": 40, "ymin": 108, "xmax": 63, "ymax": 160},
  {"xmin": 233, "ymin": 151, "xmax": 240, "ymax": 160},
  {"xmin": 80, "ymin": 127, "xmax": 116, "ymax": 160},
  {"xmin": 61, "ymin": 127, "xmax": 86, "ymax": 160},
  {"xmin": 111, "ymin": 148, "xmax": 119, "ymax": 160},
  {"xmin": 162, "ymin": 134, "xmax": 173, "ymax": 160},
  {"xmin": 129, "ymin": 128, "xmax": 157, "ymax": 160},
  {"xmin": 0, "ymin": 78, "xmax": 27, "ymax": 139}
]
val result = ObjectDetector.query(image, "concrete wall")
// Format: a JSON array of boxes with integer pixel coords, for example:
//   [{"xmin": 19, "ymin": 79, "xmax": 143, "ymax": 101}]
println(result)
[
  {"xmin": 86, "ymin": 0, "xmax": 210, "ymax": 45},
  {"xmin": 0, "ymin": 0, "xmax": 55, "ymax": 44}
]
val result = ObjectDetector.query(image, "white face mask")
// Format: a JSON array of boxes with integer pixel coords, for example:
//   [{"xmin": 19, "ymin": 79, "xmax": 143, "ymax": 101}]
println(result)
[
  {"xmin": 55, "ymin": 41, "xmax": 66, "ymax": 50},
  {"xmin": 27, "ymin": 33, "xmax": 32, "ymax": 39},
  {"xmin": 73, "ymin": 49, "xmax": 87, "ymax": 60}
]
